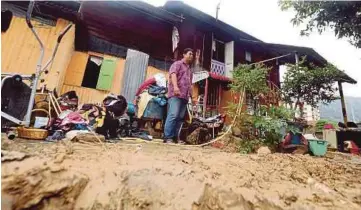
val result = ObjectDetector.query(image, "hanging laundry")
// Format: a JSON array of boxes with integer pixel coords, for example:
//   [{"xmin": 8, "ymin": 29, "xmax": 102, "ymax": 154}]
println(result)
[{"xmin": 172, "ymin": 26, "xmax": 179, "ymax": 52}]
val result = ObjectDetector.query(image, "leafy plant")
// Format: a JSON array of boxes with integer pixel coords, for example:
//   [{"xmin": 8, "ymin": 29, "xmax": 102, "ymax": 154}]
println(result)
[
  {"xmin": 226, "ymin": 64, "xmax": 298, "ymax": 153},
  {"xmin": 279, "ymin": 1, "xmax": 361, "ymax": 48}
]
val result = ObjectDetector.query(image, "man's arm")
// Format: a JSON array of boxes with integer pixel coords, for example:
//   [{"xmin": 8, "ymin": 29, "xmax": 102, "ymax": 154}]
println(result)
[
  {"xmin": 170, "ymin": 73, "xmax": 180, "ymax": 96},
  {"xmin": 169, "ymin": 62, "xmax": 181, "ymax": 96}
]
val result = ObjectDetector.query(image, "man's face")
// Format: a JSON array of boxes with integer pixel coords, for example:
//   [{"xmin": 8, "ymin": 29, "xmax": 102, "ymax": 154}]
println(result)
[{"xmin": 183, "ymin": 51, "xmax": 194, "ymax": 64}]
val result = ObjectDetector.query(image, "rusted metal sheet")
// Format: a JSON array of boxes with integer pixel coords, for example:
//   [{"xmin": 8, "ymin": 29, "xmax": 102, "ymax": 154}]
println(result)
[{"xmin": 121, "ymin": 49, "xmax": 149, "ymax": 102}]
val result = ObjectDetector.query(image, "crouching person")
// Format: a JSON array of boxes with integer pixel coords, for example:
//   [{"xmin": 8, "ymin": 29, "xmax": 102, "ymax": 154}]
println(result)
[{"xmin": 280, "ymin": 130, "xmax": 309, "ymax": 154}]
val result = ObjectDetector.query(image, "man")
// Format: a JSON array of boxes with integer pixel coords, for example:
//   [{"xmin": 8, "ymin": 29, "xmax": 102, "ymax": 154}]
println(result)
[{"xmin": 164, "ymin": 48, "xmax": 193, "ymax": 143}]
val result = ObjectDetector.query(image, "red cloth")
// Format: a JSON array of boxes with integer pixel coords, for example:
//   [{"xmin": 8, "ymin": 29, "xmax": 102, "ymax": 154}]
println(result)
[
  {"xmin": 135, "ymin": 77, "xmax": 156, "ymax": 96},
  {"xmin": 350, "ymin": 141, "xmax": 360, "ymax": 155}
]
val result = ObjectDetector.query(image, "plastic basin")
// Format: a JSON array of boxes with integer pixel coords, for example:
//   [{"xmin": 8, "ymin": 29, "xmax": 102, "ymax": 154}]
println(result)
[{"xmin": 308, "ymin": 139, "xmax": 328, "ymax": 156}]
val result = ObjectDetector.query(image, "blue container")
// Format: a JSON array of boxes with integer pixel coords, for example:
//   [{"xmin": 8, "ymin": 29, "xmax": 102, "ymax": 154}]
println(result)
[{"xmin": 308, "ymin": 139, "xmax": 328, "ymax": 156}]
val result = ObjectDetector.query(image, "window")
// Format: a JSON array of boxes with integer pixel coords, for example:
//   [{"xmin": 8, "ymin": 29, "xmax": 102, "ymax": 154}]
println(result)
[
  {"xmin": 1, "ymin": 10, "xmax": 13, "ymax": 32},
  {"xmin": 80, "ymin": 55, "xmax": 117, "ymax": 91},
  {"xmin": 82, "ymin": 56, "xmax": 103, "ymax": 88},
  {"xmin": 212, "ymin": 39, "xmax": 225, "ymax": 63}
]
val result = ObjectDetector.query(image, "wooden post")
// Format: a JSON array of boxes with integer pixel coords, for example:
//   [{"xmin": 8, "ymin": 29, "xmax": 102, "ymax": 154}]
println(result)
[
  {"xmin": 203, "ymin": 78, "xmax": 209, "ymax": 118},
  {"xmin": 338, "ymin": 81, "xmax": 348, "ymax": 126},
  {"xmin": 218, "ymin": 83, "xmax": 222, "ymax": 114}
]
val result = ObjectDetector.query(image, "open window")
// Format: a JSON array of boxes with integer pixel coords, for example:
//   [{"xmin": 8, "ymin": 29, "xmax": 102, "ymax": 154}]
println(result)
[
  {"xmin": 81, "ymin": 55, "xmax": 117, "ymax": 91},
  {"xmin": 212, "ymin": 39, "xmax": 225, "ymax": 63},
  {"xmin": 82, "ymin": 56, "xmax": 103, "ymax": 88}
]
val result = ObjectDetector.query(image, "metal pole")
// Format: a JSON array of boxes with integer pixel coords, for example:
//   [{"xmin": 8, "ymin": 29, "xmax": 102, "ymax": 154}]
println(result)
[
  {"xmin": 24, "ymin": 0, "xmax": 45, "ymax": 127},
  {"xmin": 338, "ymin": 81, "xmax": 348, "ymax": 127}
]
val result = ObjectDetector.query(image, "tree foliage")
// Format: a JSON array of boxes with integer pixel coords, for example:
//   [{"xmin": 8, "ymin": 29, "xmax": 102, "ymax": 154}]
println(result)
[
  {"xmin": 280, "ymin": 1, "xmax": 361, "ymax": 48},
  {"xmin": 231, "ymin": 64, "xmax": 270, "ymax": 95},
  {"xmin": 281, "ymin": 59, "xmax": 342, "ymax": 108}
]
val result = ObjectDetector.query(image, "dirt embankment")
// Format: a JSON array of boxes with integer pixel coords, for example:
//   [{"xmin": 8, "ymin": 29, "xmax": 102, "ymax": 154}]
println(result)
[{"xmin": 2, "ymin": 138, "xmax": 361, "ymax": 210}]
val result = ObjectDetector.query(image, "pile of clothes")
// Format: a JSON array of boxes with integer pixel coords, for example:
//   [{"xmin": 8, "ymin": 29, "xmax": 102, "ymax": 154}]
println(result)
[
  {"xmin": 47, "ymin": 92, "xmax": 128, "ymax": 141},
  {"xmin": 135, "ymin": 73, "xmax": 168, "ymax": 120}
]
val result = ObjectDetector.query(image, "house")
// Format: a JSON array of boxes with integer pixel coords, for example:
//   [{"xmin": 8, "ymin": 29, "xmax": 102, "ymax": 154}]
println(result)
[{"xmin": 1, "ymin": 1, "xmax": 356, "ymax": 119}]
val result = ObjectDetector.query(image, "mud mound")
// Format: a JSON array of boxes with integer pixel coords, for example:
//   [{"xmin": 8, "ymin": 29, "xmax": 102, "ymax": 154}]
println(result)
[
  {"xmin": 1, "ymin": 137, "xmax": 361, "ymax": 210},
  {"xmin": 1, "ymin": 152, "xmax": 88, "ymax": 210}
]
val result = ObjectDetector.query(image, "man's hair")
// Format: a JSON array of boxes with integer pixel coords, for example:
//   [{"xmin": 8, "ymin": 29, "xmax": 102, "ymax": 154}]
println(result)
[{"xmin": 183, "ymin": 48, "xmax": 193, "ymax": 55}]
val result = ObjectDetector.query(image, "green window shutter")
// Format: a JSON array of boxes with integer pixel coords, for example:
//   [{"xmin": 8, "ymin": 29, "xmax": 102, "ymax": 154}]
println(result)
[{"xmin": 96, "ymin": 59, "xmax": 116, "ymax": 91}]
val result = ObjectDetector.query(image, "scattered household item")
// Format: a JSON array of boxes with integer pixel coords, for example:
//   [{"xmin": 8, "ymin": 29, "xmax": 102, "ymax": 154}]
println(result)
[
  {"xmin": 45, "ymin": 130, "xmax": 65, "ymax": 142},
  {"xmin": 66, "ymin": 130, "xmax": 89, "ymax": 140},
  {"xmin": 344, "ymin": 141, "xmax": 360, "ymax": 155},
  {"xmin": 6, "ymin": 130, "xmax": 16, "ymax": 140},
  {"xmin": 323, "ymin": 129, "xmax": 337, "ymax": 149},
  {"xmin": 34, "ymin": 117, "xmax": 49, "ymax": 128},
  {"xmin": 70, "ymin": 132, "xmax": 105, "ymax": 143},
  {"xmin": 58, "ymin": 91, "xmax": 78, "ymax": 111},
  {"xmin": 304, "ymin": 133, "xmax": 318, "ymax": 140},
  {"xmin": 308, "ymin": 139, "xmax": 328, "ymax": 156},
  {"xmin": 17, "ymin": 127, "xmax": 48, "ymax": 140}
]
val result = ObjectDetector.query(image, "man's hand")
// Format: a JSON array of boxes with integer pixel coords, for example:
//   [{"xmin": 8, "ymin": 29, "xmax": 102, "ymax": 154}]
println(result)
[{"xmin": 174, "ymin": 86, "xmax": 181, "ymax": 96}]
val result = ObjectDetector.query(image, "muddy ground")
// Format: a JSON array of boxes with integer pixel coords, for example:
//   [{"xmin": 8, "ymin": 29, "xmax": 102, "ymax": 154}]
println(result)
[{"xmin": 2, "ymin": 137, "xmax": 361, "ymax": 210}]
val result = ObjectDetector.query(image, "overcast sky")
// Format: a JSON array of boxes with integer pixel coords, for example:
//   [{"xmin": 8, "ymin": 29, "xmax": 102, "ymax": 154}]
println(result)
[{"xmin": 148, "ymin": 0, "xmax": 360, "ymax": 97}]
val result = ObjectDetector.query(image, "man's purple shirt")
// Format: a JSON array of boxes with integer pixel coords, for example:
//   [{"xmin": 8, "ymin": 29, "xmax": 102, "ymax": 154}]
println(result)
[{"xmin": 168, "ymin": 59, "xmax": 192, "ymax": 100}]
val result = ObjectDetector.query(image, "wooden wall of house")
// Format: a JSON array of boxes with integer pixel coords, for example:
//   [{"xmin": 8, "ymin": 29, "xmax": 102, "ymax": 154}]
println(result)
[
  {"xmin": 60, "ymin": 51, "xmax": 172, "ymax": 105},
  {"xmin": 1, "ymin": 16, "xmax": 75, "ymax": 92}
]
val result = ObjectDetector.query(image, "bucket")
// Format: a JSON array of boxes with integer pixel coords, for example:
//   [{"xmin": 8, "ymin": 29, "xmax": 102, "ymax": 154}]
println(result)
[{"xmin": 308, "ymin": 139, "xmax": 328, "ymax": 156}]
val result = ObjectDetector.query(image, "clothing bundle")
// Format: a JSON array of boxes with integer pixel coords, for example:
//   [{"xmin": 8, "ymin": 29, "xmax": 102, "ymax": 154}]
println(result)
[{"xmin": 135, "ymin": 73, "xmax": 168, "ymax": 120}]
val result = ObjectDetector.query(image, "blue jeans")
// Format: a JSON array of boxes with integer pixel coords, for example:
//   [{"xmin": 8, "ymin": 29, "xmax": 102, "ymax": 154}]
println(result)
[{"xmin": 164, "ymin": 97, "xmax": 187, "ymax": 139}]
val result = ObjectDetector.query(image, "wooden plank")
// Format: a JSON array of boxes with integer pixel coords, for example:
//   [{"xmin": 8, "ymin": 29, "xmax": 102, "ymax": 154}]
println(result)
[
  {"xmin": 61, "ymin": 84, "xmax": 108, "ymax": 105},
  {"xmin": 63, "ymin": 52, "xmax": 89, "ymax": 86}
]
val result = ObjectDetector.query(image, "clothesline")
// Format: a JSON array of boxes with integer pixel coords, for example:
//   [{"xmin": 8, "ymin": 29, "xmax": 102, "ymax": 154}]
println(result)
[{"xmin": 250, "ymin": 53, "xmax": 293, "ymax": 65}]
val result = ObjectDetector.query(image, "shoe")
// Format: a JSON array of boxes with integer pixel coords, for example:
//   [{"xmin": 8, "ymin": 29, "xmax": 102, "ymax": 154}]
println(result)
[{"xmin": 163, "ymin": 138, "xmax": 173, "ymax": 144}]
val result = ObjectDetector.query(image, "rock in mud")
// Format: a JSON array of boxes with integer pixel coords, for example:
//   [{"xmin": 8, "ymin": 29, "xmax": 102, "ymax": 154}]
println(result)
[
  {"xmin": 193, "ymin": 184, "xmax": 283, "ymax": 210},
  {"xmin": 2, "ymin": 158, "xmax": 89, "ymax": 210},
  {"xmin": 1, "ymin": 150, "xmax": 29, "ymax": 162},
  {"xmin": 231, "ymin": 127, "xmax": 242, "ymax": 137},
  {"xmin": 257, "ymin": 147, "xmax": 271, "ymax": 156},
  {"xmin": 119, "ymin": 170, "xmax": 165, "ymax": 210}
]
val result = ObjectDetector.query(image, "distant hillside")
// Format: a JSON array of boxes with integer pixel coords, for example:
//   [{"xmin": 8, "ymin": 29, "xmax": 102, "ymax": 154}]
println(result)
[{"xmin": 319, "ymin": 96, "xmax": 361, "ymax": 123}]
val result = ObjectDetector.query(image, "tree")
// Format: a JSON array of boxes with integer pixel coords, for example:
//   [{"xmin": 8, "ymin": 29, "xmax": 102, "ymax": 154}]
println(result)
[
  {"xmin": 228, "ymin": 64, "xmax": 296, "ymax": 153},
  {"xmin": 280, "ymin": 1, "xmax": 361, "ymax": 48},
  {"xmin": 281, "ymin": 59, "xmax": 342, "ymax": 110}
]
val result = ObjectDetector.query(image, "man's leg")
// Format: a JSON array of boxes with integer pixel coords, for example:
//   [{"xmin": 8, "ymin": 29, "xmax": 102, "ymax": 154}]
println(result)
[
  {"xmin": 164, "ymin": 97, "xmax": 181, "ymax": 141},
  {"xmin": 174, "ymin": 99, "xmax": 187, "ymax": 142}
]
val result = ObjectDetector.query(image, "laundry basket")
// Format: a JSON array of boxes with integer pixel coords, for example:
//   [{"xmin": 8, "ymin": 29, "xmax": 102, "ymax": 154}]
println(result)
[
  {"xmin": 17, "ymin": 127, "xmax": 48, "ymax": 140},
  {"xmin": 308, "ymin": 139, "xmax": 328, "ymax": 156}
]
